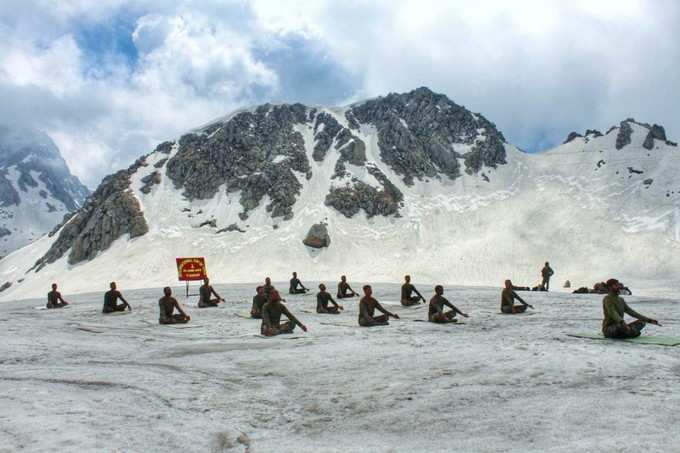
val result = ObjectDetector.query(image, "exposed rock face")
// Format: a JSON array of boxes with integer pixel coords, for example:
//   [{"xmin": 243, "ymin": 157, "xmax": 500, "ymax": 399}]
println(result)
[
  {"xmin": 216, "ymin": 223, "xmax": 246, "ymax": 234},
  {"xmin": 303, "ymin": 223, "xmax": 331, "ymax": 248},
  {"xmin": 325, "ymin": 165, "xmax": 403, "ymax": 218},
  {"xmin": 32, "ymin": 160, "xmax": 149, "ymax": 271},
  {"xmin": 349, "ymin": 87, "xmax": 507, "ymax": 183},
  {"xmin": 140, "ymin": 171, "xmax": 161, "ymax": 194},
  {"xmin": 616, "ymin": 121, "xmax": 633, "ymax": 150},
  {"xmin": 166, "ymin": 104, "xmax": 310, "ymax": 221},
  {"xmin": 563, "ymin": 132, "xmax": 582, "ymax": 144},
  {"xmin": 643, "ymin": 132, "xmax": 655, "ymax": 150},
  {"xmin": 0, "ymin": 126, "xmax": 89, "ymax": 210},
  {"xmin": 0, "ymin": 226, "xmax": 10, "ymax": 238}
]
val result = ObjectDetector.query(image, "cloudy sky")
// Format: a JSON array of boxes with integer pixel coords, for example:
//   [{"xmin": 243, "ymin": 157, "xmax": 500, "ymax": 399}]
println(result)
[{"xmin": 1, "ymin": 0, "xmax": 678, "ymax": 188}]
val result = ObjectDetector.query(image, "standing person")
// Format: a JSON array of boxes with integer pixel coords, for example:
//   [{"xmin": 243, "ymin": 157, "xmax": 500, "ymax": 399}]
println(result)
[
  {"xmin": 261, "ymin": 290, "xmax": 308, "ymax": 336},
  {"xmin": 103, "ymin": 282, "xmax": 131, "ymax": 313},
  {"xmin": 251, "ymin": 286, "xmax": 267, "ymax": 319},
  {"xmin": 359, "ymin": 285, "xmax": 400, "ymax": 327},
  {"xmin": 428, "ymin": 285, "xmax": 469, "ymax": 323},
  {"xmin": 401, "ymin": 275, "xmax": 425, "ymax": 306},
  {"xmin": 263, "ymin": 277, "xmax": 276, "ymax": 301},
  {"xmin": 541, "ymin": 262, "xmax": 554, "ymax": 291},
  {"xmin": 159, "ymin": 287, "xmax": 190, "ymax": 324},
  {"xmin": 198, "ymin": 277, "xmax": 224, "ymax": 308},
  {"xmin": 602, "ymin": 279, "xmax": 659, "ymax": 338},
  {"xmin": 46, "ymin": 283, "xmax": 69, "ymax": 309},
  {"xmin": 501, "ymin": 280, "xmax": 534, "ymax": 314},
  {"xmin": 316, "ymin": 284, "xmax": 343, "ymax": 314},
  {"xmin": 337, "ymin": 275, "xmax": 357, "ymax": 298},
  {"xmin": 289, "ymin": 272, "xmax": 308, "ymax": 294}
]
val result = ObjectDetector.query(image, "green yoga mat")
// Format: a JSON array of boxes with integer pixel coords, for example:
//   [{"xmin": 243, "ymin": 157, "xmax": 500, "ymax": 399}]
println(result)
[{"xmin": 568, "ymin": 333, "xmax": 680, "ymax": 346}]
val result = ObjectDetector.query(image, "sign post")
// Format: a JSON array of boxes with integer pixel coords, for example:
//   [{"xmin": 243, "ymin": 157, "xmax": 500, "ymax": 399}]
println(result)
[{"xmin": 175, "ymin": 257, "xmax": 207, "ymax": 297}]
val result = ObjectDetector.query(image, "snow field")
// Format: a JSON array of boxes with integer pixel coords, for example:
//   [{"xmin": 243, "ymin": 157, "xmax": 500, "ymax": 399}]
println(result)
[{"xmin": 1, "ymin": 284, "xmax": 679, "ymax": 452}]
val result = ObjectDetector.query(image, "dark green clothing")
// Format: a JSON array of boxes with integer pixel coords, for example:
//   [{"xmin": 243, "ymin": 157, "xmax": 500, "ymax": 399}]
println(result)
[
  {"xmin": 159, "ymin": 296, "xmax": 183, "ymax": 324},
  {"xmin": 602, "ymin": 294, "xmax": 649, "ymax": 333},
  {"xmin": 316, "ymin": 291, "xmax": 337, "ymax": 312},
  {"xmin": 289, "ymin": 278, "xmax": 306, "ymax": 293},
  {"xmin": 263, "ymin": 284, "xmax": 275, "ymax": 300},
  {"xmin": 428, "ymin": 295, "xmax": 457, "ymax": 317},
  {"xmin": 252, "ymin": 294, "xmax": 267, "ymax": 312},
  {"xmin": 103, "ymin": 290, "xmax": 125, "ymax": 313},
  {"xmin": 358, "ymin": 296, "xmax": 390, "ymax": 326},
  {"xmin": 541, "ymin": 266, "xmax": 554, "ymax": 278},
  {"xmin": 337, "ymin": 281, "xmax": 354, "ymax": 298},
  {"xmin": 261, "ymin": 301, "xmax": 301, "ymax": 330},
  {"xmin": 501, "ymin": 288, "xmax": 525, "ymax": 312},
  {"xmin": 401, "ymin": 283, "xmax": 417, "ymax": 300},
  {"xmin": 47, "ymin": 290, "xmax": 65, "ymax": 308}
]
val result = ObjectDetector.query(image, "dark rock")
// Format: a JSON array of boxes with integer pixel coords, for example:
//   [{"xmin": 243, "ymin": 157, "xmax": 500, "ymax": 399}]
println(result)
[
  {"xmin": 585, "ymin": 129, "xmax": 602, "ymax": 137},
  {"xmin": 650, "ymin": 124, "xmax": 667, "ymax": 141},
  {"xmin": 627, "ymin": 167, "xmax": 643, "ymax": 175},
  {"xmin": 154, "ymin": 141, "xmax": 175, "ymax": 154},
  {"xmin": 0, "ymin": 226, "xmax": 10, "ymax": 238},
  {"xmin": 32, "ymin": 160, "xmax": 149, "ymax": 271},
  {"xmin": 0, "ymin": 281, "xmax": 10, "ymax": 292},
  {"xmin": 216, "ymin": 223, "xmax": 246, "ymax": 234},
  {"xmin": 643, "ymin": 131, "xmax": 655, "ymax": 150},
  {"xmin": 154, "ymin": 158, "xmax": 168, "ymax": 168},
  {"xmin": 39, "ymin": 190, "xmax": 47, "ymax": 199},
  {"xmin": 563, "ymin": 132, "xmax": 582, "ymax": 144},
  {"xmin": 615, "ymin": 121, "xmax": 633, "ymax": 149},
  {"xmin": 140, "ymin": 171, "xmax": 161, "ymax": 194},
  {"xmin": 166, "ymin": 104, "xmax": 310, "ymax": 221},
  {"xmin": 0, "ymin": 171, "xmax": 20, "ymax": 207},
  {"xmin": 313, "ymin": 112, "xmax": 343, "ymax": 161},
  {"xmin": 349, "ymin": 87, "xmax": 506, "ymax": 184},
  {"xmin": 198, "ymin": 219, "xmax": 217, "ymax": 228},
  {"xmin": 46, "ymin": 202, "xmax": 56, "ymax": 212},
  {"xmin": 303, "ymin": 223, "xmax": 331, "ymax": 248},
  {"xmin": 643, "ymin": 178, "xmax": 653, "ymax": 186}
]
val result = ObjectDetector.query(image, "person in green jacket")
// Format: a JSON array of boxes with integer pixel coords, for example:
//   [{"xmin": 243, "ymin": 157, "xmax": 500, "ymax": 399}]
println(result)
[
  {"xmin": 250, "ymin": 286, "xmax": 267, "ymax": 319},
  {"xmin": 602, "ymin": 279, "xmax": 659, "ymax": 338}
]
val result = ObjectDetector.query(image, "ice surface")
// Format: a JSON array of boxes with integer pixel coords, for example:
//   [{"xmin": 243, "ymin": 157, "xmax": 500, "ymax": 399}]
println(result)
[{"xmin": 1, "ymin": 284, "xmax": 679, "ymax": 452}]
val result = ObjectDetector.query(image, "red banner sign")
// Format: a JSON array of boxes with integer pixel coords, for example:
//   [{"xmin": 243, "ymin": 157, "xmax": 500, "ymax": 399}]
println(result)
[{"xmin": 176, "ymin": 257, "xmax": 207, "ymax": 281}]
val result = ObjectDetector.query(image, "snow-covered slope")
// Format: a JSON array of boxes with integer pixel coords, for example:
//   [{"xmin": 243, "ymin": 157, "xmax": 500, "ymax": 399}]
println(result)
[
  {"xmin": 1, "ymin": 90, "xmax": 678, "ymax": 301},
  {"xmin": 0, "ymin": 125, "xmax": 89, "ymax": 258}
]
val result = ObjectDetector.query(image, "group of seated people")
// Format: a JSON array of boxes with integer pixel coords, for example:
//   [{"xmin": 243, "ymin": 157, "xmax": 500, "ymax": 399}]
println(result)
[{"xmin": 46, "ymin": 272, "xmax": 660, "ymax": 341}]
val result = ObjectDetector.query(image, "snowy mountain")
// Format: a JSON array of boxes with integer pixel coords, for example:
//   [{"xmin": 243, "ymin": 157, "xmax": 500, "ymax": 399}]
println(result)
[
  {"xmin": 1, "ymin": 88, "xmax": 679, "ymax": 300},
  {"xmin": 0, "ymin": 126, "xmax": 89, "ymax": 260}
]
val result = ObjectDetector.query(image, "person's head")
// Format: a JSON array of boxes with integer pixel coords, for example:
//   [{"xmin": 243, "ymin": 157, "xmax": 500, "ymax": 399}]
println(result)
[
  {"xmin": 256, "ymin": 285, "xmax": 264, "ymax": 295},
  {"xmin": 363, "ymin": 284, "xmax": 372, "ymax": 296},
  {"xmin": 293, "ymin": 272, "xmax": 297, "ymax": 278},
  {"xmin": 110, "ymin": 282, "xmax": 116, "ymax": 290},
  {"xmin": 405, "ymin": 275, "xmax": 411, "ymax": 283},
  {"xmin": 319, "ymin": 283, "xmax": 326, "ymax": 291},
  {"xmin": 203, "ymin": 277, "xmax": 209, "ymax": 285},
  {"xmin": 265, "ymin": 277, "xmax": 271, "ymax": 285},
  {"xmin": 51, "ymin": 283, "xmax": 57, "ymax": 290},
  {"xmin": 606, "ymin": 278, "xmax": 621, "ymax": 294},
  {"xmin": 341, "ymin": 275, "xmax": 347, "ymax": 282},
  {"xmin": 434, "ymin": 285, "xmax": 444, "ymax": 295},
  {"xmin": 504, "ymin": 279, "xmax": 512, "ymax": 289},
  {"xmin": 163, "ymin": 286, "xmax": 172, "ymax": 296},
  {"xmin": 269, "ymin": 290, "xmax": 281, "ymax": 303},
  {"xmin": 545, "ymin": 262, "xmax": 549, "ymax": 266}
]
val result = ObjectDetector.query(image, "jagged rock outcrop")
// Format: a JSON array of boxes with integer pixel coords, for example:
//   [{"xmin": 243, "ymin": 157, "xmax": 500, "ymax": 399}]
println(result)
[
  {"xmin": 303, "ymin": 223, "xmax": 331, "ymax": 248},
  {"xmin": 166, "ymin": 104, "xmax": 310, "ymax": 221},
  {"xmin": 563, "ymin": 132, "xmax": 582, "ymax": 144},
  {"xmin": 325, "ymin": 166, "xmax": 403, "ymax": 219},
  {"xmin": 140, "ymin": 171, "xmax": 161, "ymax": 194},
  {"xmin": 216, "ymin": 224, "xmax": 246, "ymax": 234},
  {"xmin": 349, "ymin": 87, "xmax": 506, "ymax": 183},
  {"xmin": 615, "ymin": 120, "xmax": 634, "ymax": 150},
  {"xmin": 32, "ymin": 160, "xmax": 149, "ymax": 271}
]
